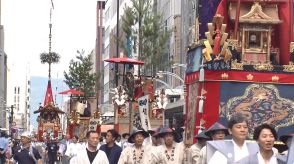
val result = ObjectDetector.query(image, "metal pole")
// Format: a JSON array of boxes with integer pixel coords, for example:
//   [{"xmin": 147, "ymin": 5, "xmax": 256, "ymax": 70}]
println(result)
[
  {"xmin": 10, "ymin": 105, "xmax": 14, "ymax": 138},
  {"xmin": 129, "ymin": 102, "xmax": 132, "ymax": 134},
  {"xmin": 115, "ymin": 0, "xmax": 120, "ymax": 87}
]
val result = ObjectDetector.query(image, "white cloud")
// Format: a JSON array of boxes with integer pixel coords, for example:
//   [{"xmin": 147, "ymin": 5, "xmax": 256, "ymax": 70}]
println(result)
[{"xmin": 2, "ymin": 0, "xmax": 97, "ymax": 78}]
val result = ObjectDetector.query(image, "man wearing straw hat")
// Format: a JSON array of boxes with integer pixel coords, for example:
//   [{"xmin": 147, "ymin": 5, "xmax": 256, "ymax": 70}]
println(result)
[
  {"xmin": 190, "ymin": 130, "xmax": 210, "ymax": 163},
  {"xmin": 151, "ymin": 127, "xmax": 186, "ymax": 164},
  {"xmin": 13, "ymin": 131, "xmax": 42, "ymax": 164},
  {"xmin": 118, "ymin": 129, "xmax": 152, "ymax": 164},
  {"xmin": 197, "ymin": 122, "xmax": 229, "ymax": 164}
]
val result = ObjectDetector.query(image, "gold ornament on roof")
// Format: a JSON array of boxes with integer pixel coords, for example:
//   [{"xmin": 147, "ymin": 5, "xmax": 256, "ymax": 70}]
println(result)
[
  {"xmin": 231, "ymin": 59, "xmax": 244, "ymax": 70},
  {"xmin": 253, "ymin": 63, "xmax": 274, "ymax": 71},
  {"xmin": 283, "ymin": 62, "xmax": 294, "ymax": 72},
  {"xmin": 202, "ymin": 15, "xmax": 232, "ymax": 63}
]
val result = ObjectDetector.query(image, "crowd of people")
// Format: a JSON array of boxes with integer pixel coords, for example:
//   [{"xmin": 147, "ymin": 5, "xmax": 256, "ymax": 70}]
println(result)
[{"xmin": 0, "ymin": 113, "xmax": 293, "ymax": 164}]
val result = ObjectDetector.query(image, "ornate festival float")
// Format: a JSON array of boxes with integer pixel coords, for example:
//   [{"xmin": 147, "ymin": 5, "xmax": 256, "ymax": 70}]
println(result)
[
  {"xmin": 34, "ymin": 81, "xmax": 64, "ymax": 141},
  {"xmin": 104, "ymin": 56, "xmax": 169, "ymax": 134},
  {"xmin": 185, "ymin": 0, "xmax": 294, "ymax": 144}
]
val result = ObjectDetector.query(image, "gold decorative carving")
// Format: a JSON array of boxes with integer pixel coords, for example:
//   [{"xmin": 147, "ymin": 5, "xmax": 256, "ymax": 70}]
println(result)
[
  {"xmin": 247, "ymin": 74, "xmax": 254, "ymax": 80},
  {"xmin": 253, "ymin": 63, "xmax": 274, "ymax": 71},
  {"xmin": 227, "ymin": 39, "xmax": 239, "ymax": 50},
  {"xmin": 283, "ymin": 62, "xmax": 294, "ymax": 72},
  {"xmin": 290, "ymin": 42, "xmax": 294, "ymax": 53},
  {"xmin": 221, "ymin": 73, "xmax": 229, "ymax": 79},
  {"xmin": 272, "ymin": 75, "xmax": 279, "ymax": 82},
  {"xmin": 231, "ymin": 59, "xmax": 244, "ymax": 70},
  {"xmin": 240, "ymin": 3, "xmax": 271, "ymax": 20},
  {"xmin": 239, "ymin": 2, "xmax": 281, "ymax": 24}
]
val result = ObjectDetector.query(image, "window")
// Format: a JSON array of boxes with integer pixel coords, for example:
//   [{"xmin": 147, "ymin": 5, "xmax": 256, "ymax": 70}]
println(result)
[
  {"xmin": 105, "ymin": 8, "xmax": 110, "ymax": 21},
  {"xmin": 103, "ymin": 82, "xmax": 109, "ymax": 94}
]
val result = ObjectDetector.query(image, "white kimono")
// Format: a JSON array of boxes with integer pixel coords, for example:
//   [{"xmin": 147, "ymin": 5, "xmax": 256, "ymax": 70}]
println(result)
[
  {"xmin": 118, "ymin": 145, "xmax": 152, "ymax": 164},
  {"xmin": 190, "ymin": 143, "xmax": 203, "ymax": 164},
  {"xmin": 76, "ymin": 148, "xmax": 109, "ymax": 164},
  {"xmin": 151, "ymin": 142, "xmax": 186, "ymax": 164},
  {"xmin": 65, "ymin": 142, "xmax": 82, "ymax": 164}
]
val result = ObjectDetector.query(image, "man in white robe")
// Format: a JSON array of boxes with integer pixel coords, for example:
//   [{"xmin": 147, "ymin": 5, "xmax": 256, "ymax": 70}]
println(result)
[
  {"xmin": 151, "ymin": 127, "xmax": 187, "ymax": 164},
  {"xmin": 190, "ymin": 130, "xmax": 210, "ymax": 163},
  {"xmin": 118, "ymin": 129, "xmax": 152, "ymax": 164},
  {"xmin": 197, "ymin": 122, "xmax": 229, "ymax": 164},
  {"xmin": 207, "ymin": 114, "xmax": 259, "ymax": 164},
  {"xmin": 76, "ymin": 131, "xmax": 109, "ymax": 164}
]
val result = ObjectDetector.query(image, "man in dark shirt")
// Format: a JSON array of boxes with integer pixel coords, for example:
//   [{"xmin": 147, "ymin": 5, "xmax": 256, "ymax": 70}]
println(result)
[
  {"xmin": 100, "ymin": 129, "xmax": 122, "ymax": 164},
  {"xmin": 46, "ymin": 138, "xmax": 58, "ymax": 164},
  {"xmin": 13, "ymin": 131, "xmax": 42, "ymax": 164}
]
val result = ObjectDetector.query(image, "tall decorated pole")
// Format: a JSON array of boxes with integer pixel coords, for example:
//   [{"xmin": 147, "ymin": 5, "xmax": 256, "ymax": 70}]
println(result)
[
  {"xmin": 40, "ymin": 0, "xmax": 60, "ymax": 80},
  {"xmin": 35, "ymin": 0, "xmax": 64, "ymax": 141}
]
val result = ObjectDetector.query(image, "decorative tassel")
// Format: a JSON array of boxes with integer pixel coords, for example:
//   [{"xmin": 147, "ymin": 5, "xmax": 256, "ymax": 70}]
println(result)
[
  {"xmin": 199, "ymin": 67, "xmax": 204, "ymax": 82},
  {"xmin": 198, "ymin": 128, "xmax": 202, "ymax": 134},
  {"xmin": 198, "ymin": 98, "xmax": 204, "ymax": 113}
]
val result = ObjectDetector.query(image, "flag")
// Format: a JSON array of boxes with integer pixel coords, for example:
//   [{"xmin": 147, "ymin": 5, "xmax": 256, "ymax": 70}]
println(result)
[{"xmin": 44, "ymin": 80, "xmax": 54, "ymax": 106}]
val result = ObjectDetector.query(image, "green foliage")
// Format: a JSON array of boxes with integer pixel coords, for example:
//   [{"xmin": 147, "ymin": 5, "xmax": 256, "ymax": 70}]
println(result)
[
  {"xmin": 63, "ymin": 50, "xmax": 96, "ymax": 98},
  {"xmin": 121, "ymin": 0, "xmax": 172, "ymax": 76}
]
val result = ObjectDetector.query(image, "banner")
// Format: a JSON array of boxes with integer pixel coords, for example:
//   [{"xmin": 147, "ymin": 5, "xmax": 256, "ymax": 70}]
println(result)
[
  {"xmin": 89, "ymin": 119, "xmax": 100, "ymax": 131},
  {"xmin": 138, "ymin": 95, "xmax": 151, "ymax": 131},
  {"xmin": 219, "ymin": 82, "xmax": 294, "ymax": 137}
]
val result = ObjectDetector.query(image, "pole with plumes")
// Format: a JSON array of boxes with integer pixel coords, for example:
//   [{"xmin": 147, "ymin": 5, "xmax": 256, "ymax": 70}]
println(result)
[{"xmin": 40, "ymin": 0, "xmax": 60, "ymax": 80}]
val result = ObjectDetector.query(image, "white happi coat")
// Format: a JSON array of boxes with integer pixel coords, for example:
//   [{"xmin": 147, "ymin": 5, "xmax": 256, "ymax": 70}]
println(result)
[
  {"xmin": 190, "ymin": 143, "xmax": 203, "ymax": 164},
  {"xmin": 65, "ymin": 142, "xmax": 83, "ymax": 164},
  {"xmin": 151, "ymin": 142, "xmax": 186, "ymax": 164},
  {"xmin": 118, "ymin": 145, "xmax": 152, "ymax": 164},
  {"xmin": 76, "ymin": 147, "xmax": 109, "ymax": 164}
]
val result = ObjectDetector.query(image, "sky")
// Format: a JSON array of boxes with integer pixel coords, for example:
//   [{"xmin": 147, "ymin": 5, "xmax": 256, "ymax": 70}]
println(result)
[{"xmin": 2, "ymin": 0, "xmax": 98, "ymax": 78}]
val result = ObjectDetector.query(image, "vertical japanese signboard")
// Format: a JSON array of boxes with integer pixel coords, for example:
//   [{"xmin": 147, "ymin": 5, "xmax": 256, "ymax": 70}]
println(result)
[{"xmin": 138, "ymin": 95, "xmax": 151, "ymax": 131}]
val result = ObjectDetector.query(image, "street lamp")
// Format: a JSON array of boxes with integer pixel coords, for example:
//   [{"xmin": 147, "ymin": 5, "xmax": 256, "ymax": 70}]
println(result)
[
  {"xmin": 171, "ymin": 63, "xmax": 186, "ymax": 69},
  {"xmin": 156, "ymin": 71, "xmax": 184, "ymax": 84}
]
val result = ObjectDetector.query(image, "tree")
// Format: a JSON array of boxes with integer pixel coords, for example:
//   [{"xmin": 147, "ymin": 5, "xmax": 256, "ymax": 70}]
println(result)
[
  {"xmin": 120, "ymin": 0, "xmax": 173, "ymax": 76},
  {"xmin": 40, "ymin": 52, "xmax": 60, "ymax": 78},
  {"xmin": 64, "ymin": 50, "xmax": 96, "ymax": 98}
]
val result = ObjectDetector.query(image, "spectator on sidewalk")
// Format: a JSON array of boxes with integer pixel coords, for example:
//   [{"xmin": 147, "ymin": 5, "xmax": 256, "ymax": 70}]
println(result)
[
  {"xmin": 0, "ymin": 131, "xmax": 9, "ymax": 164},
  {"xmin": 13, "ymin": 131, "xmax": 42, "ymax": 164}
]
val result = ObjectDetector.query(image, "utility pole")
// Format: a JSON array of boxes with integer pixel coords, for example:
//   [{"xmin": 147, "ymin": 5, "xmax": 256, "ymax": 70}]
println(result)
[
  {"xmin": 9, "ymin": 105, "xmax": 14, "ymax": 137},
  {"xmin": 115, "ymin": 0, "xmax": 119, "ymax": 87}
]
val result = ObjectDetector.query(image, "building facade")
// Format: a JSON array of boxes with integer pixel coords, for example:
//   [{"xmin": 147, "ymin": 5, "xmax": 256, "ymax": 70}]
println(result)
[
  {"xmin": 95, "ymin": 0, "xmax": 106, "ymax": 106},
  {"xmin": 103, "ymin": 0, "xmax": 132, "ymax": 105},
  {"xmin": 7, "ymin": 66, "xmax": 30, "ymax": 132},
  {"xmin": 0, "ymin": 0, "xmax": 8, "ymax": 129}
]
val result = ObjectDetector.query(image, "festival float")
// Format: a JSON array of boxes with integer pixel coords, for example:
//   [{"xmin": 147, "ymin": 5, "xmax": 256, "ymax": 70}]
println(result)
[
  {"xmin": 34, "ymin": 80, "xmax": 64, "ymax": 141},
  {"xmin": 185, "ymin": 0, "xmax": 294, "ymax": 144},
  {"xmin": 59, "ymin": 89, "xmax": 102, "ymax": 139},
  {"xmin": 104, "ymin": 57, "xmax": 165, "ymax": 134}
]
